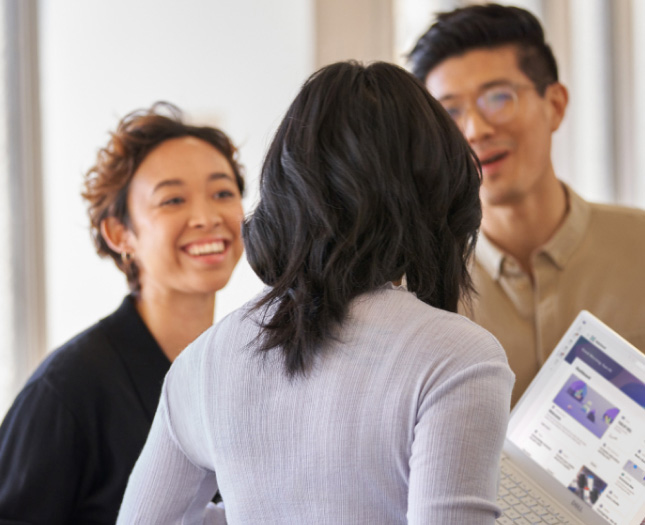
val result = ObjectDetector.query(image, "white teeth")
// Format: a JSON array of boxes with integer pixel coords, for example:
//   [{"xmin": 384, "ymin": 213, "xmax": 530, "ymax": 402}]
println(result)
[{"xmin": 187, "ymin": 241, "xmax": 225, "ymax": 256}]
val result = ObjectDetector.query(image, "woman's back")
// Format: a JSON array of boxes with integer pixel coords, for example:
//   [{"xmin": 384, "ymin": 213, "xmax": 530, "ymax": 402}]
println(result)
[
  {"xmin": 125, "ymin": 285, "xmax": 512, "ymax": 524},
  {"xmin": 118, "ymin": 61, "xmax": 513, "ymax": 524}
]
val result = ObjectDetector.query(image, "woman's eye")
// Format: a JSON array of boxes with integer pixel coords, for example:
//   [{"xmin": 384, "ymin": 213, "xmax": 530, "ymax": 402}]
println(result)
[
  {"xmin": 160, "ymin": 197, "xmax": 184, "ymax": 206},
  {"xmin": 214, "ymin": 190, "xmax": 235, "ymax": 199}
]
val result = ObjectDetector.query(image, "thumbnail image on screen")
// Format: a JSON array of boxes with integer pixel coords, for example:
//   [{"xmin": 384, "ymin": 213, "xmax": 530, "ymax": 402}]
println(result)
[
  {"xmin": 567, "ymin": 465, "xmax": 607, "ymax": 506},
  {"xmin": 553, "ymin": 374, "xmax": 620, "ymax": 439}
]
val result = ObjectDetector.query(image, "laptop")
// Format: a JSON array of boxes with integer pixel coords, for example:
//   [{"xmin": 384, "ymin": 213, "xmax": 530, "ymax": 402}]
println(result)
[{"xmin": 497, "ymin": 310, "xmax": 645, "ymax": 525}]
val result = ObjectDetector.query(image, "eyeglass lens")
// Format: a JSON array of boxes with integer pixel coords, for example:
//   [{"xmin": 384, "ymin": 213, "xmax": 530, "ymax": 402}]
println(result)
[
  {"xmin": 477, "ymin": 86, "xmax": 517, "ymax": 124},
  {"xmin": 441, "ymin": 84, "xmax": 518, "ymax": 129}
]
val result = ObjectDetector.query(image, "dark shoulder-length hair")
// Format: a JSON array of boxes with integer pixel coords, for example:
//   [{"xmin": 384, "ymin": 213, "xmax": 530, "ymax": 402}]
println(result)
[{"xmin": 244, "ymin": 61, "xmax": 481, "ymax": 377}]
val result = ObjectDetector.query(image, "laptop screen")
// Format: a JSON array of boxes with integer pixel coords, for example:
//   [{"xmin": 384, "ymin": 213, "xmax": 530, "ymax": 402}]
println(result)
[{"xmin": 507, "ymin": 311, "xmax": 645, "ymax": 525}]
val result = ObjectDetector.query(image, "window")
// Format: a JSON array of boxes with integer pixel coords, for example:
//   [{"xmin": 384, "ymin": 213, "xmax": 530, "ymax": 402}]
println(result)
[{"xmin": 0, "ymin": 0, "xmax": 46, "ymax": 419}]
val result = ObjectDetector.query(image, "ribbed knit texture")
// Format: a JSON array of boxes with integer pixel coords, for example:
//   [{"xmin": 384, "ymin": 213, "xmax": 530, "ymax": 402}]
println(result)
[{"xmin": 118, "ymin": 285, "xmax": 514, "ymax": 524}]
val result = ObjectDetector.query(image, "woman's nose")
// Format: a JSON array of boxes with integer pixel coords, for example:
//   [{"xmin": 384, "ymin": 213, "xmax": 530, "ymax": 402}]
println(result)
[{"xmin": 188, "ymin": 200, "xmax": 223, "ymax": 229}]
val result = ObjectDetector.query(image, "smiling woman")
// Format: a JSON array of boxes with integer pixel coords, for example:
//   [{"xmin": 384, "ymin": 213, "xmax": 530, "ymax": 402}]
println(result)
[
  {"xmin": 99, "ymin": 135, "xmax": 245, "ymax": 358},
  {"xmin": 0, "ymin": 102, "xmax": 244, "ymax": 523}
]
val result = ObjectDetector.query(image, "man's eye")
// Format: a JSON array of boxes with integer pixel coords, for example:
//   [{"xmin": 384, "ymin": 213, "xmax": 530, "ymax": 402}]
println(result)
[
  {"xmin": 483, "ymin": 89, "xmax": 513, "ymax": 110},
  {"xmin": 443, "ymin": 105, "xmax": 463, "ymax": 121}
]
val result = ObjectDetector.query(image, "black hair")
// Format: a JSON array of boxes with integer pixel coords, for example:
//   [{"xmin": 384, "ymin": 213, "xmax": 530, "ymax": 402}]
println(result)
[
  {"xmin": 408, "ymin": 3, "xmax": 558, "ymax": 95},
  {"xmin": 243, "ymin": 61, "xmax": 482, "ymax": 377}
]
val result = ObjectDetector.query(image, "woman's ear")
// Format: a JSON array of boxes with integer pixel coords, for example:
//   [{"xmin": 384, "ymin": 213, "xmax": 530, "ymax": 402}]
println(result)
[{"xmin": 100, "ymin": 217, "xmax": 134, "ymax": 255}]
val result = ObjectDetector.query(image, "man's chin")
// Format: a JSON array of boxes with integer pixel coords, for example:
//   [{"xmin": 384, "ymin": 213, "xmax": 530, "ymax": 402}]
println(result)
[{"xmin": 480, "ymin": 185, "xmax": 523, "ymax": 208}]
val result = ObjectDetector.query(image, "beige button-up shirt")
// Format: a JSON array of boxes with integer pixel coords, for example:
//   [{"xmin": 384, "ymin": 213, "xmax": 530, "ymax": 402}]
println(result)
[{"xmin": 460, "ymin": 185, "xmax": 645, "ymax": 406}]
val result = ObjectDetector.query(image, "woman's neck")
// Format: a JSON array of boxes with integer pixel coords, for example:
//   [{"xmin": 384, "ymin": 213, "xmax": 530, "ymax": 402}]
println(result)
[{"xmin": 134, "ymin": 288, "xmax": 215, "ymax": 362}]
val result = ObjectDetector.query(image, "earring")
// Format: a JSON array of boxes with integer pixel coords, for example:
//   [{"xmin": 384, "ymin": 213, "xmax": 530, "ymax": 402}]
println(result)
[{"xmin": 121, "ymin": 251, "xmax": 132, "ymax": 264}]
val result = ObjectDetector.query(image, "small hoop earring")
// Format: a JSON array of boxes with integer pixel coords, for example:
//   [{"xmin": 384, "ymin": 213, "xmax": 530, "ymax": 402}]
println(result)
[{"xmin": 121, "ymin": 251, "xmax": 132, "ymax": 263}]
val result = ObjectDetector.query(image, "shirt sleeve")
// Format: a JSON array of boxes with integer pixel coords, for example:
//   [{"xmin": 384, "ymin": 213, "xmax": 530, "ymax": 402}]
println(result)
[
  {"xmin": 0, "ymin": 381, "xmax": 87, "ymax": 524},
  {"xmin": 117, "ymin": 357, "xmax": 225, "ymax": 525},
  {"xmin": 407, "ymin": 355, "xmax": 514, "ymax": 525}
]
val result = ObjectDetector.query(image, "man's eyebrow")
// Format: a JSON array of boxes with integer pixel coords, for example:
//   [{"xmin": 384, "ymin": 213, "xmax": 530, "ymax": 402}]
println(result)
[
  {"xmin": 437, "ymin": 93, "xmax": 460, "ymax": 102},
  {"xmin": 479, "ymin": 79, "xmax": 514, "ymax": 90},
  {"xmin": 437, "ymin": 79, "xmax": 514, "ymax": 102}
]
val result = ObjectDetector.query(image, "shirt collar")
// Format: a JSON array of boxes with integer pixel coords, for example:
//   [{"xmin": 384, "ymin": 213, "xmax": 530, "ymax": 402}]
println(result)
[
  {"xmin": 100, "ymin": 295, "xmax": 171, "ymax": 422},
  {"xmin": 539, "ymin": 183, "xmax": 590, "ymax": 269},
  {"xmin": 474, "ymin": 229, "xmax": 505, "ymax": 280},
  {"xmin": 474, "ymin": 183, "xmax": 591, "ymax": 278}
]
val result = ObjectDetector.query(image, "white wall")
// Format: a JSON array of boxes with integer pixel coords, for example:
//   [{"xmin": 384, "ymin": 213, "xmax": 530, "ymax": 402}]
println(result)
[{"xmin": 39, "ymin": 0, "xmax": 314, "ymax": 350}]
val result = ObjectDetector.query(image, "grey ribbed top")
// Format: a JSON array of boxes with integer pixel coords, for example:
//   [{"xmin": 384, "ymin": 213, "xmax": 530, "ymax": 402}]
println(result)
[{"xmin": 118, "ymin": 285, "xmax": 514, "ymax": 524}]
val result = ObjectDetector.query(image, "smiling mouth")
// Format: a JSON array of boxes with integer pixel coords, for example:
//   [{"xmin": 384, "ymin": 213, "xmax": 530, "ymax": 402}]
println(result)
[
  {"xmin": 480, "ymin": 151, "xmax": 509, "ymax": 166},
  {"xmin": 186, "ymin": 241, "xmax": 225, "ymax": 256}
]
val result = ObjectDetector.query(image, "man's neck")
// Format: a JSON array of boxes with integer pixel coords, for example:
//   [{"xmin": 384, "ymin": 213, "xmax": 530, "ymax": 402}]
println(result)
[{"xmin": 480, "ymin": 176, "xmax": 568, "ymax": 275}]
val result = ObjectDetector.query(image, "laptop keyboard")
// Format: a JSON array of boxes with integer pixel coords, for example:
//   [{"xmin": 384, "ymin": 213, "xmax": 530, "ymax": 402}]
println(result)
[{"xmin": 496, "ymin": 461, "xmax": 571, "ymax": 524}]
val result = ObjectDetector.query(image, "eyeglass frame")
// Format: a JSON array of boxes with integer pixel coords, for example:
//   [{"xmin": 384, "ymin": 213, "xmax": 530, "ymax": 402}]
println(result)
[{"xmin": 437, "ymin": 81, "xmax": 538, "ymax": 131}]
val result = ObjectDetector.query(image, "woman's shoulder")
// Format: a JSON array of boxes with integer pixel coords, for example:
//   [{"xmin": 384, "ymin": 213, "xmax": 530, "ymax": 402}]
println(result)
[
  {"xmin": 24, "ymin": 298, "xmax": 141, "ymax": 400},
  {"xmin": 355, "ymin": 286, "xmax": 508, "ymax": 365},
  {"xmin": 31, "ymin": 321, "xmax": 111, "ymax": 381},
  {"xmin": 175, "ymin": 297, "xmax": 261, "ymax": 365},
  {"xmin": 1, "ymin": 320, "xmax": 117, "ymax": 446}
]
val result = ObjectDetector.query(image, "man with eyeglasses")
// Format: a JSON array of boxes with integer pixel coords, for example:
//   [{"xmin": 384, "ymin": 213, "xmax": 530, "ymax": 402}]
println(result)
[{"xmin": 409, "ymin": 3, "xmax": 645, "ymax": 406}]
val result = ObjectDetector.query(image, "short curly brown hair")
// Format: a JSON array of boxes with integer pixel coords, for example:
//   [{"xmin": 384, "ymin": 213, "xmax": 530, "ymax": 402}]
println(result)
[{"xmin": 82, "ymin": 101, "xmax": 245, "ymax": 293}]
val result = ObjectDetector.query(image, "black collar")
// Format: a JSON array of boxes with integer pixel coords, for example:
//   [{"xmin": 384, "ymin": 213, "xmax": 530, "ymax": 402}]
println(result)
[{"xmin": 100, "ymin": 296, "xmax": 171, "ymax": 422}]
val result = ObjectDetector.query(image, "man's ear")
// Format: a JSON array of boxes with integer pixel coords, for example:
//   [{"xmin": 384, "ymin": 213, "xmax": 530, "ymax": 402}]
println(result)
[
  {"xmin": 546, "ymin": 82, "xmax": 568, "ymax": 132},
  {"xmin": 100, "ymin": 217, "xmax": 134, "ymax": 255}
]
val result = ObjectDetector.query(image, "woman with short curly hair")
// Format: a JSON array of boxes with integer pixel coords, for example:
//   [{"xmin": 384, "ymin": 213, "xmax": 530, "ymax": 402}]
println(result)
[{"xmin": 0, "ymin": 102, "xmax": 244, "ymax": 523}]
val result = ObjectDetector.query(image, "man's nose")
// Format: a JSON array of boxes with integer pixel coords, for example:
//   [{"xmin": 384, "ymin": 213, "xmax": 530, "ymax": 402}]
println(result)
[{"xmin": 462, "ymin": 106, "xmax": 495, "ymax": 144}]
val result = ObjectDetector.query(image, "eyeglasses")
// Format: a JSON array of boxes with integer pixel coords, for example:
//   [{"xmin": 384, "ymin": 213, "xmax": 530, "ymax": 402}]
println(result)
[{"xmin": 439, "ymin": 83, "xmax": 536, "ymax": 130}]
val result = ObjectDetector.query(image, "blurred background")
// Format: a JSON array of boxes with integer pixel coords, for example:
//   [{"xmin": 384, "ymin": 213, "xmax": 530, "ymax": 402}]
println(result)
[{"xmin": 1, "ymin": 0, "xmax": 643, "ymax": 418}]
